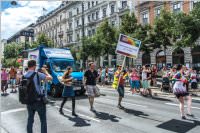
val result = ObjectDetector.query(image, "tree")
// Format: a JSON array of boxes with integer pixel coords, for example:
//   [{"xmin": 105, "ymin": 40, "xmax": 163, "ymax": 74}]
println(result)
[
  {"xmin": 4, "ymin": 43, "xmax": 23, "ymax": 59},
  {"xmin": 95, "ymin": 19, "xmax": 117, "ymax": 64},
  {"xmin": 120, "ymin": 12, "xmax": 138, "ymax": 36},
  {"xmin": 3, "ymin": 42, "xmax": 23, "ymax": 67},
  {"xmin": 36, "ymin": 33, "xmax": 53, "ymax": 47},
  {"xmin": 153, "ymin": 9, "xmax": 175, "ymax": 65},
  {"xmin": 171, "ymin": 12, "xmax": 200, "ymax": 47}
]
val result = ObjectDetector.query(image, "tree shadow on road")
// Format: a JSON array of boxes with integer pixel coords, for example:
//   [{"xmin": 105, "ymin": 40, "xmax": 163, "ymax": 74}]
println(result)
[
  {"xmin": 93, "ymin": 111, "xmax": 121, "ymax": 122},
  {"xmin": 63, "ymin": 114, "xmax": 91, "ymax": 127},
  {"xmin": 157, "ymin": 119, "xmax": 200, "ymax": 133}
]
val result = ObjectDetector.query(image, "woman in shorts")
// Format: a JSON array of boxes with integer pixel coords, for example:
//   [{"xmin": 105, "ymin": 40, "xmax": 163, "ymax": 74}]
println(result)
[
  {"xmin": 130, "ymin": 68, "xmax": 140, "ymax": 94},
  {"xmin": 173, "ymin": 64, "xmax": 193, "ymax": 119}
]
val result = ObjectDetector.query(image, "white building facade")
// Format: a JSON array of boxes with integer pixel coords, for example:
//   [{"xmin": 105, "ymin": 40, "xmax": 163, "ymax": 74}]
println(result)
[{"xmin": 34, "ymin": 1, "xmax": 135, "ymax": 67}]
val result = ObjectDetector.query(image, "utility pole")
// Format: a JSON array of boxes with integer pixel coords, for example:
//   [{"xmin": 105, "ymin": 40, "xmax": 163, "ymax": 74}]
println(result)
[{"xmin": 81, "ymin": 2, "xmax": 85, "ymax": 68}]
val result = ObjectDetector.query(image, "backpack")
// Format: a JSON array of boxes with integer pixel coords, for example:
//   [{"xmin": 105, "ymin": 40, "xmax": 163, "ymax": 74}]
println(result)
[{"xmin": 19, "ymin": 72, "xmax": 40, "ymax": 104}]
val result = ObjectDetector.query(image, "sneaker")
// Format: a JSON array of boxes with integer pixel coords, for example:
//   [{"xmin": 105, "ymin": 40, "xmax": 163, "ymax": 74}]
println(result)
[
  {"xmin": 117, "ymin": 105, "xmax": 124, "ymax": 109},
  {"xmin": 59, "ymin": 109, "xmax": 64, "ymax": 115},
  {"xmin": 72, "ymin": 112, "xmax": 78, "ymax": 117},
  {"xmin": 186, "ymin": 114, "xmax": 194, "ymax": 117},
  {"xmin": 182, "ymin": 116, "xmax": 186, "ymax": 120},
  {"xmin": 90, "ymin": 107, "xmax": 96, "ymax": 112}
]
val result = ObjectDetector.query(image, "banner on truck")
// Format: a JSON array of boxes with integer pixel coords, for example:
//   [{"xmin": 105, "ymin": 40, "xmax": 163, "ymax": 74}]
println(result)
[{"xmin": 116, "ymin": 34, "xmax": 141, "ymax": 59}]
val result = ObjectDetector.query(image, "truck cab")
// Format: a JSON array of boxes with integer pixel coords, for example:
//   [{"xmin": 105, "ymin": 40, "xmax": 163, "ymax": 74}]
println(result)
[{"xmin": 24, "ymin": 46, "xmax": 85, "ymax": 97}]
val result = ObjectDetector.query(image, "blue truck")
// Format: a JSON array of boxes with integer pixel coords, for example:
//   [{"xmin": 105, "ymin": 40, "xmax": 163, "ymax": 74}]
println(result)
[{"xmin": 23, "ymin": 46, "xmax": 85, "ymax": 97}]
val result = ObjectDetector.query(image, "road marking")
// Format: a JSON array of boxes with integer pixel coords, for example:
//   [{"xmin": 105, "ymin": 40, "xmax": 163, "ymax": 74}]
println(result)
[
  {"xmin": 54, "ymin": 106, "xmax": 100, "ymax": 123},
  {"xmin": 1, "ymin": 108, "xmax": 26, "ymax": 115},
  {"xmin": 97, "ymin": 97, "xmax": 147, "ymax": 108},
  {"xmin": 165, "ymin": 103, "xmax": 200, "ymax": 110}
]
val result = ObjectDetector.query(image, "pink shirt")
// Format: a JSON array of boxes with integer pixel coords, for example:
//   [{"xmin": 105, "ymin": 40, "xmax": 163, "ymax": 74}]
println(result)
[
  {"xmin": 1, "ymin": 71, "xmax": 8, "ymax": 80},
  {"xmin": 131, "ymin": 72, "xmax": 140, "ymax": 81}
]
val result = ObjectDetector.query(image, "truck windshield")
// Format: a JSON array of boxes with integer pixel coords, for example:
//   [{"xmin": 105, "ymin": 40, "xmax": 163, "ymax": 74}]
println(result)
[{"xmin": 52, "ymin": 60, "xmax": 77, "ymax": 72}]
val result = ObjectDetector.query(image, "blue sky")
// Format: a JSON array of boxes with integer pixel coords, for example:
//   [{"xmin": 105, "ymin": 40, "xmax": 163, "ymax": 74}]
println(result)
[{"xmin": 1, "ymin": 1, "xmax": 61, "ymax": 39}]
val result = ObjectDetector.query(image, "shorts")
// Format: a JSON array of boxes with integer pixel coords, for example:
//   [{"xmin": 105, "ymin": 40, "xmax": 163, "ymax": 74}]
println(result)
[
  {"xmin": 117, "ymin": 85, "xmax": 124, "ymax": 97},
  {"xmin": 131, "ymin": 80, "xmax": 140, "ymax": 89},
  {"xmin": 10, "ymin": 79, "xmax": 16, "ymax": 86},
  {"xmin": 175, "ymin": 93, "xmax": 189, "ymax": 98},
  {"xmin": 142, "ymin": 80, "xmax": 149, "ymax": 89},
  {"xmin": 86, "ymin": 85, "xmax": 96, "ymax": 97}
]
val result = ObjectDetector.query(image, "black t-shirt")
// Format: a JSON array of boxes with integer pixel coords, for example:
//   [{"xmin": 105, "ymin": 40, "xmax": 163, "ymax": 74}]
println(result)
[{"xmin": 84, "ymin": 69, "xmax": 98, "ymax": 85}]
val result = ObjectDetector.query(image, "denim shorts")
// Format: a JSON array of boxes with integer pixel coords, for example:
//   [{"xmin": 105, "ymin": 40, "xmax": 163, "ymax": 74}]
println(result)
[
  {"xmin": 10, "ymin": 79, "xmax": 16, "ymax": 85},
  {"xmin": 131, "ymin": 80, "xmax": 140, "ymax": 89}
]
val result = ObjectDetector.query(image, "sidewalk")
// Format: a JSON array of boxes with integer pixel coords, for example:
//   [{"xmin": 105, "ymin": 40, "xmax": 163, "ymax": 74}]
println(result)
[
  {"xmin": 99, "ymin": 82, "xmax": 200, "ymax": 99},
  {"xmin": 1, "ymin": 127, "xmax": 8, "ymax": 133}
]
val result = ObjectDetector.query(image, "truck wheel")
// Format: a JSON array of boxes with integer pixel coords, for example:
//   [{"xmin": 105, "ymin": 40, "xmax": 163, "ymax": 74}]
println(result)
[{"xmin": 51, "ymin": 86, "xmax": 59, "ymax": 98}]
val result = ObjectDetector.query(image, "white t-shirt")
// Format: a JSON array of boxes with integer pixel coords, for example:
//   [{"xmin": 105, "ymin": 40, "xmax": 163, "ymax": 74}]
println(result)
[{"xmin": 142, "ymin": 71, "xmax": 147, "ymax": 80}]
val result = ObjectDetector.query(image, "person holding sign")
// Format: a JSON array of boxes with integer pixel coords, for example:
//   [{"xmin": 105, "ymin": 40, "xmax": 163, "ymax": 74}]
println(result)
[{"xmin": 172, "ymin": 64, "xmax": 193, "ymax": 119}]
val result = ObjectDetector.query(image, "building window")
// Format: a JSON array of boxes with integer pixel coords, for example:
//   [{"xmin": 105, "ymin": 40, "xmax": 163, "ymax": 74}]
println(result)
[
  {"xmin": 92, "ymin": 1, "xmax": 94, "ymax": 7},
  {"xmin": 111, "ymin": 21, "xmax": 115, "ymax": 26},
  {"xmin": 77, "ymin": 8, "xmax": 79, "ymax": 14},
  {"xmin": 88, "ymin": 30, "xmax": 92, "ymax": 36},
  {"xmin": 96, "ymin": 1, "xmax": 98, "ymax": 5},
  {"xmin": 142, "ymin": 12, "xmax": 148, "ymax": 25},
  {"xmin": 69, "ymin": 11, "xmax": 72, "ymax": 17},
  {"xmin": 122, "ymin": 1, "xmax": 127, "ymax": 8},
  {"xmin": 92, "ymin": 29, "xmax": 95, "ymax": 35},
  {"xmin": 173, "ymin": 2, "xmax": 181, "ymax": 13},
  {"xmin": 96, "ymin": 11, "xmax": 99, "ymax": 20},
  {"xmin": 60, "ymin": 15, "xmax": 62, "ymax": 21},
  {"xmin": 88, "ymin": 2, "xmax": 90, "ymax": 9},
  {"xmin": 92, "ymin": 13, "xmax": 95, "ymax": 20},
  {"xmin": 77, "ymin": 34, "xmax": 80, "ymax": 41},
  {"xmin": 69, "ymin": 22, "xmax": 72, "ymax": 29},
  {"xmin": 103, "ymin": 8, "xmax": 107, "ymax": 17},
  {"xmin": 88, "ymin": 15, "xmax": 91, "ymax": 22},
  {"xmin": 76, "ymin": 19, "xmax": 79, "ymax": 27},
  {"xmin": 155, "ymin": 8, "xmax": 161, "ymax": 17},
  {"xmin": 111, "ymin": 5, "xmax": 115, "ymax": 14}
]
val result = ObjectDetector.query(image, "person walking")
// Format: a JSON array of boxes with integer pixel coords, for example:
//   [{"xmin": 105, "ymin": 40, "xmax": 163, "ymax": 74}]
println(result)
[
  {"xmin": 117, "ymin": 70, "xmax": 127, "ymax": 109},
  {"xmin": 141, "ymin": 65, "xmax": 152, "ymax": 97},
  {"xmin": 172, "ymin": 64, "xmax": 193, "ymax": 119},
  {"xmin": 59, "ymin": 66, "xmax": 77, "ymax": 116},
  {"xmin": 100, "ymin": 67, "xmax": 106, "ymax": 86},
  {"xmin": 151, "ymin": 65, "xmax": 157, "ymax": 87},
  {"xmin": 1, "ymin": 68, "xmax": 9, "ymax": 95},
  {"xmin": 9, "ymin": 66, "xmax": 17, "ymax": 93},
  {"xmin": 84, "ymin": 62, "xmax": 99, "ymax": 112},
  {"xmin": 130, "ymin": 68, "xmax": 140, "ymax": 94},
  {"xmin": 24, "ymin": 60, "xmax": 52, "ymax": 133}
]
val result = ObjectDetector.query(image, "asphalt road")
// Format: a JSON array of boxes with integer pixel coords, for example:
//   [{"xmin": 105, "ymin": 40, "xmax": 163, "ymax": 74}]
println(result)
[{"xmin": 1, "ymin": 87, "xmax": 200, "ymax": 133}]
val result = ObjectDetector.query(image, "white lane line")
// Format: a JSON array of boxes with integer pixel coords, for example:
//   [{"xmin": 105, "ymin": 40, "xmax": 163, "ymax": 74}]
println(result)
[
  {"xmin": 165, "ymin": 103, "xmax": 200, "ymax": 110},
  {"xmin": 1, "ymin": 108, "xmax": 26, "ymax": 115},
  {"xmin": 97, "ymin": 97, "xmax": 147, "ymax": 108},
  {"xmin": 54, "ymin": 106, "xmax": 100, "ymax": 123}
]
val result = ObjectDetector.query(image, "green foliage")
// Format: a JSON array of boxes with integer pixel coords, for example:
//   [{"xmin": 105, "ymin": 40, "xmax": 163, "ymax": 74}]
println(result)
[
  {"xmin": 4, "ymin": 43, "xmax": 23, "ymax": 59},
  {"xmin": 120, "ymin": 12, "xmax": 138, "ymax": 36},
  {"xmin": 2, "ymin": 42, "xmax": 23, "ymax": 67},
  {"xmin": 153, "ymin": 9, "xmax": 174, "ymax": 49},
  {"xmin": 36, "ymin": 33, "xmax": 53, "ymax": 47},
  {"xmin": 95, "ymin": 19, "xmax": 117, "ymax": 55}
]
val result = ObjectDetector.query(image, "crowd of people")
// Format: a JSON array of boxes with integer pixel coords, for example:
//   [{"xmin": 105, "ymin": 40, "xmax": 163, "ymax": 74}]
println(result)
[
  {"xmin": 1, "ymin": 66, "xmax": 23, "ymax": 95},
  {"xmin": 1, "ymin": 61, "xmax": 200, "ymax": 133}
]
